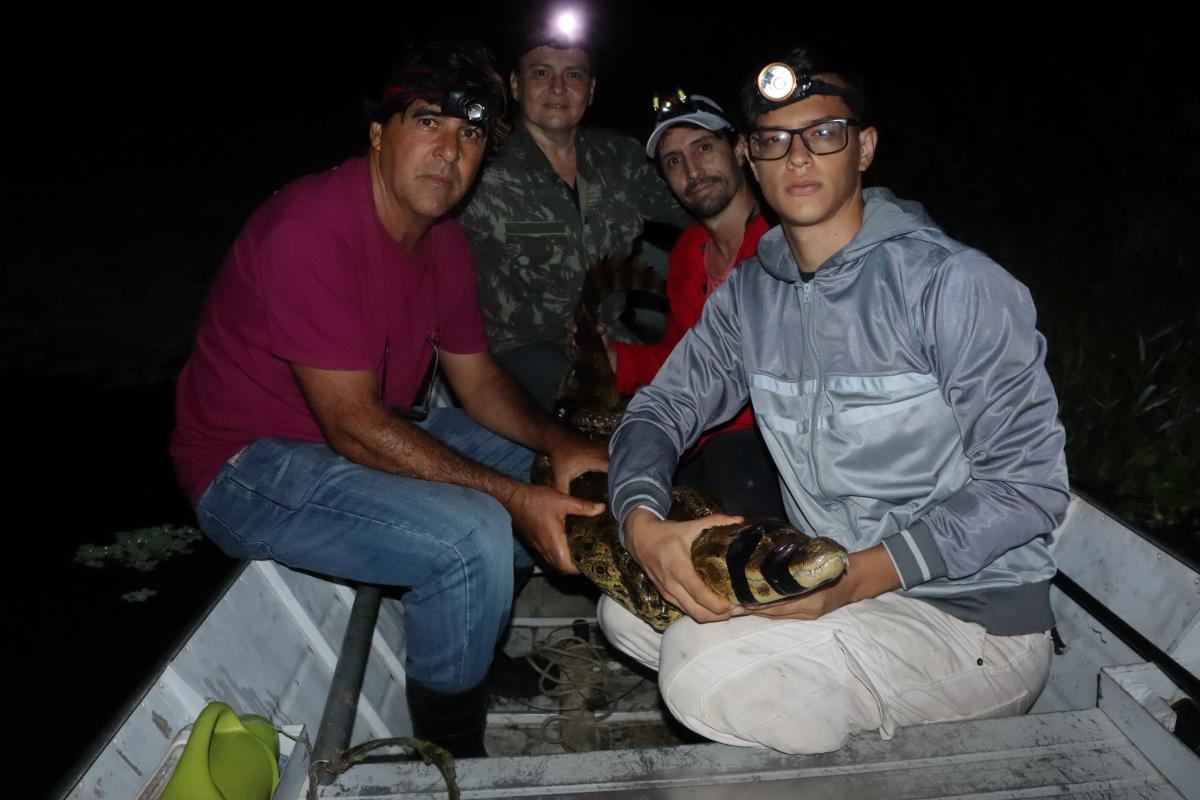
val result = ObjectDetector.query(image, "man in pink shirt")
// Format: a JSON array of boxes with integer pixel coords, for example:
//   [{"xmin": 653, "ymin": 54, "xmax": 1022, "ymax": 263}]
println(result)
[{"xmin": 171, "ymin": 42, "xmax": 606, "ymax": 757}]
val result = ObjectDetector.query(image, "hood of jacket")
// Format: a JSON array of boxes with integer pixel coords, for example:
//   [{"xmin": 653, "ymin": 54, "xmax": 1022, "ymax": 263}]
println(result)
[{"xmin": 756, "ymin": 187, "xmax": 940, "ymax": 284}]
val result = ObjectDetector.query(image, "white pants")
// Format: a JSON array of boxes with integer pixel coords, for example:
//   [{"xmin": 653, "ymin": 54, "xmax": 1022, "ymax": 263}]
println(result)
[{"xmin": 599, "ymin": 592, "xmax": 1052, "ymax": 754}]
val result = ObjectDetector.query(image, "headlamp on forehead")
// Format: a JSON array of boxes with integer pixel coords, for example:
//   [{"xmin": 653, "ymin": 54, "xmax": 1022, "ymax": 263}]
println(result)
[
  {"xmin": 752, "ymin": 60, "xmax": 860, "ymax": 114},
  {"xmin": 521, "ymin": 6, "xmax": 588, "ymax": 54},
  {"xmin": 757, "ymin": 63, "xmax": 803, "ymax": 101},
  {"xmin": 382, "ymin": 80, "xmax": 497, "ymax": 127},
  {"xmin": 442, "ymin": 89, "xmax": 491, "ymax": 125},
  {"xmin": 554, "ymin": 8, "xmax": 583, "ymax": 41}
]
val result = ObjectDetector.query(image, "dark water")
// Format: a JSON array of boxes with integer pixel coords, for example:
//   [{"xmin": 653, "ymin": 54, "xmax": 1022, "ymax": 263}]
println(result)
[{"xmin": 15, "ymin": 376, "xmax": 238, "ymax": 795}]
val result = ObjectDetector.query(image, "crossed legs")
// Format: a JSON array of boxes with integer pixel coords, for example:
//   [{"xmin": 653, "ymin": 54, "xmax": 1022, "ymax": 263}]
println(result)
[{"xmin": 599, "ymin": 592, "xmax": 1051, "ymax": 754}]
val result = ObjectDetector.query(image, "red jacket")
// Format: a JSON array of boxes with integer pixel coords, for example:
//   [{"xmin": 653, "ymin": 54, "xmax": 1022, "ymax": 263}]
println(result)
[{"xmin": 611, "ymin": 213, "xmax": 769, "ymax": 443}]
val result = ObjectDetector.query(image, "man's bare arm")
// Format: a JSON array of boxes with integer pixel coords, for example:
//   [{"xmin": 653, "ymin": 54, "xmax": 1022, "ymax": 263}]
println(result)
[
  {"xmin": 290, "ymin": 362, "xmax": 603, "ymax": 573},
  {"xmin": 292, "ymin": 364, "xmax": 519, "ymax": 496},
  {"xmin": 440, "ymin": 350, "xmax": 608, "ymax": 492}
]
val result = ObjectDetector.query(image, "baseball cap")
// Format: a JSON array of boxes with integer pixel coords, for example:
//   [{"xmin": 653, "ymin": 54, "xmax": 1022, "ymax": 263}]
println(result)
[{"xmin": 645, "ymin": 91, "xmax": 735, "ymax": 158}]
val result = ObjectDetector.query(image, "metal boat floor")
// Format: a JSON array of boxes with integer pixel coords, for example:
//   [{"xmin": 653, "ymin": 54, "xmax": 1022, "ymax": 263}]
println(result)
[
  {"xmin": 308, "ymin": 574, "xmax": 1194, "ymax": 798},
  {"xmin": 488, "ymin": 618, "xmax": 693, "ymax": 756},
  {"xmin": 313, "ymin": 618, "xmax": 1194, "ymax": 799},
  {"xmin": 320, "ymin": 706, "xmax": 1184, "ymax": 798}
]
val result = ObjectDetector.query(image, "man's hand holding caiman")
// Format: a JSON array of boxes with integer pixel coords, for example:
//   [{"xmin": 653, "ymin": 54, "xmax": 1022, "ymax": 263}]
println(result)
[
  {"xmin": 623, "ymin": 507, "xmax": 745, "ymax": 623},
  {"xmin": 507, "ymin": 425, "xmax": 607, "ymax": 575},
  {"xmin": 544, "ymin": 426, "xmax": 609, "ymax": 494},
  {"xmin": 502, "ymin": 481, "xmax": 602, "ymax": 575}
]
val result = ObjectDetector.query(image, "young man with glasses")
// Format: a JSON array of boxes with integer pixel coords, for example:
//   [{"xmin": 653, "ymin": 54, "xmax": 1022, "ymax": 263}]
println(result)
[
  {"xmin": 601, "ymin": 47, "xmax": 1068, "ymax": 754},
  {"xmin": 171, "ymin": 42, "xmax": 607, "ymax": 758}
]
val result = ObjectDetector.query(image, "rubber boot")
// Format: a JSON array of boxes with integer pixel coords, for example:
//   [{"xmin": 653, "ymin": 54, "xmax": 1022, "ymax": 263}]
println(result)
[
  {"xmin": 489, "ymin": 566, "xmax": 559, "ymax": 698},
  {"xmin": 405, "ymin": 678, "xmax": 489, "ymax": 758}
]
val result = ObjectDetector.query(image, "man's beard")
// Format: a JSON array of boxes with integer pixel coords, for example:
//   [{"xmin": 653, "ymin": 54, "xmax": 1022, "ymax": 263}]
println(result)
[{"xmin": 683, "ymin": 174, "xmax": 740, "ymax": 220}]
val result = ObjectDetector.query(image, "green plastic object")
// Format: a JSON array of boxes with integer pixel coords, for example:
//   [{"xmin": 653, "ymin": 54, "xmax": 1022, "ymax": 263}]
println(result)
[{"xmin": 161, "ymin": 701, "xmax": 280, "ymax": 800}]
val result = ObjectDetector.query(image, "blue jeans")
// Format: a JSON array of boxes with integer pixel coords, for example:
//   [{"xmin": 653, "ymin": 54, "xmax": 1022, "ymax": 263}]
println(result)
[{"xmin": 195, "ymin": 409, "xmax": 535, "ymax": 694}]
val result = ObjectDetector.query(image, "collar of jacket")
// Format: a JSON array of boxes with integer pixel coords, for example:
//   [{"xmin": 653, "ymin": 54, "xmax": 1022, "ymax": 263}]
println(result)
[{"xmin": 755, "ymin": 187, "xmax": 937, "ymax": 284}]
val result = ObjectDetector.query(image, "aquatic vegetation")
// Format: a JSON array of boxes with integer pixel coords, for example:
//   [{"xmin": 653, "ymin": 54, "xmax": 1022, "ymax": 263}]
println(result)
[
  {"xmin": 75, "ymin": 524, "xmax": 203, "ymax": 573},
  {"xmin": 1051, "ymin": 321, "xmax": 1198, "ymax": 540}
]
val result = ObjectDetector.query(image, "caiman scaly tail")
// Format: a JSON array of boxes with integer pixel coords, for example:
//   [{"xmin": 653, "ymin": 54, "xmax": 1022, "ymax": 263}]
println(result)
[{"xmin": 534, "ymin": 255, "xmax": 849, "ymax": 632}]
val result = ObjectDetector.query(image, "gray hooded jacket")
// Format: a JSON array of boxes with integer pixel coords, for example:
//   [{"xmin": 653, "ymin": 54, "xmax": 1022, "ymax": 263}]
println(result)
[{"xmin": 608, "ymin": 188, "xmax": 1069, "ymax": 635}]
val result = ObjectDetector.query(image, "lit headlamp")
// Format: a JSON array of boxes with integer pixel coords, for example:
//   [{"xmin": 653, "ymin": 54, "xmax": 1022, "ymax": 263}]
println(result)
[
  {"xmin": 757, "ymin": 63, "xmax": 802, "ymax": 101},
  {"xmin": 519, "ymin": 7, "xmax": 589, "ymax": 56},
  {"xmin": 751, "ymin": 61, "xmax": 861, "ymax": 114},
  {"xmin": 645, "ymin": 89, "xmax": 734, "ymax": 157},
  {"xmin": 651, "ymin": 89, "xmax": 690, "ymax": 120},
  {"xmin": 553, "ymin": 8, "xmax": 584, "ymax": 43},
  {"xmin": 652, "ymin": 89, "xmax": 726, "ymax": 123}
]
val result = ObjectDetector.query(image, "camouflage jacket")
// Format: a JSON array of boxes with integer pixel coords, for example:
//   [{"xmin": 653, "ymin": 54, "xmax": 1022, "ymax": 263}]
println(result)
[{"xmin": 459, "ymin": 122, "xmax": 688, "ymax": 351}]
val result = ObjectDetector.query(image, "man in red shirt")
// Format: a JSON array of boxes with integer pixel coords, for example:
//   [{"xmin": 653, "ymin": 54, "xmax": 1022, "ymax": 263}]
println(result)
[
  {"xmin": 609, "ymin": 91, "xmax": 784, "ymax": 517},
  {"xmin": 171, "ymin": 42, "xmax": 605, "ymax": 757}
]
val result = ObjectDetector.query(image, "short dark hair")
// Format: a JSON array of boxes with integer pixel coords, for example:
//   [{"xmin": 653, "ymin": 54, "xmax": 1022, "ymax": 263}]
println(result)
[
  {"xmin": 369, "ymin": 41, "xmax": 510, "ymax": 142},
  {"xmin": 740, "ymin": 46, "xmax": 866, "ymax": 127}
]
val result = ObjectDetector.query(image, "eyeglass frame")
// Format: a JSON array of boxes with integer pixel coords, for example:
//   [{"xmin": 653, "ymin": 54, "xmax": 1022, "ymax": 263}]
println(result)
[
  {"xmin": 380, "ymin": 332, "xmax": 441, "ymax": 422},
  {"xmin": 747, "ymin": 118, "xmax": 864, "ymax": 161}
]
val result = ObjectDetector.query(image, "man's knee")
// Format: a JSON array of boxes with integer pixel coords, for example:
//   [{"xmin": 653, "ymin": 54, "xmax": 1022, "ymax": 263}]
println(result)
[
  {"xmin": 597, "ymin": 595, "xmax": 663, "ymax": 670},
  {"xmin": 659, "ymin": 622, "xmax": 880, "ymax": 754},
  {"xmin": 419, "ymin": 491, "xmax": 515, "ymax": 591}
]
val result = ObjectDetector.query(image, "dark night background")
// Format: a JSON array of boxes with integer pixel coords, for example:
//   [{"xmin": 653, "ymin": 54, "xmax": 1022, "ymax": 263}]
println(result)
[{"xmin": 9, "ymin": 4, "xmax": 1197, "ymax": 793}]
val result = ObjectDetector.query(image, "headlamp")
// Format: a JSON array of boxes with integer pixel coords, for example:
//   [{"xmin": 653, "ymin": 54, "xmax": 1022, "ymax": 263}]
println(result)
[
  {"xmin": 757, "ymin": 63, "xmax": 803, "ymax": 102},
  {"xmin": 651, "ymin": 89, "xmax": 689, "ymax": 120},
  {"xmin": 442, "ymin": 89, "xmax": 491, "ymax": 125},
  {"xmin": 382, "ymin": 78, "xmax": 498, "ymax": 128},
  {"xmin": 644, "ymin": 89, "xmax": 734, "ymax": 157},
  {"xmin": 520, "ymin": 6, "xmax": 589, "ymax": 55},
  {"xmin": 751, "ymin": 60, "xmax": 861, "ymax": 115},
  {"xmin": 651, "ymin": 89, "xmax": 725, "ymax": 124},
  {"xmin": 554, "ymin": 9, "xmax": 582, "ymax": 41}
]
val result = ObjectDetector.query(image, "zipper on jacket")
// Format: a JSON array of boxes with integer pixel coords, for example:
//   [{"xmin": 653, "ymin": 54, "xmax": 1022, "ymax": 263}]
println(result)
[
  {"xmin": 799, "ymin": 278, "xmax": 861, "ymax": 542},
  {"xmin": 799, "ymin": 281, "xmax": 829, "ymax": 506}
]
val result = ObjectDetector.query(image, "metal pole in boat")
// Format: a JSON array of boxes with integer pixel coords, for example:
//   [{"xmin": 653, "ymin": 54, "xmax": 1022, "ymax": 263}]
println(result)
[{"xmin": 312, "ymin": 584, "xmax": 384, "ymax": 783}]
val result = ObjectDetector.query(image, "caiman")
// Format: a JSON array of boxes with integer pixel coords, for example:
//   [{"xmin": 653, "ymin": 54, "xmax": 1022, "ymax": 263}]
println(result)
[{"xmin": 532, "ymin": 255, "xmax": 848, "ymax": 632}]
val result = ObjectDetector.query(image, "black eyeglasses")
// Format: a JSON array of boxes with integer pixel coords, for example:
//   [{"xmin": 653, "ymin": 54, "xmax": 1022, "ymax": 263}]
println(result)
[
  {"xmin": 748, "ymin": 118, "xmax": 863, "ymax": 161},
  {"xmin": 380, "ymin": 334, "xmax": 440, "ymax": 422}
]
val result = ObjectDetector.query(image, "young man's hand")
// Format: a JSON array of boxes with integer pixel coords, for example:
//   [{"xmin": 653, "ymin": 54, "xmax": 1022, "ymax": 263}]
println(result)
[
  {"xmin": 503, "ymin": 483, "xmax": 603, "ymax": 575},
  {"xmin": 738, "ymin": 544, "xmax": 902, "ymax": 620},
  {"xmin": 623, "ymin": 507, "xmax": 745, "ymax": 623}
]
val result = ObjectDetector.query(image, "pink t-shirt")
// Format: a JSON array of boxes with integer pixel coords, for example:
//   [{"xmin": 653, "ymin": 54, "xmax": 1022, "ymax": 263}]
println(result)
[{"xmin": 171, "ymin": 157, "xmax": 488, "ymax": 505}]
